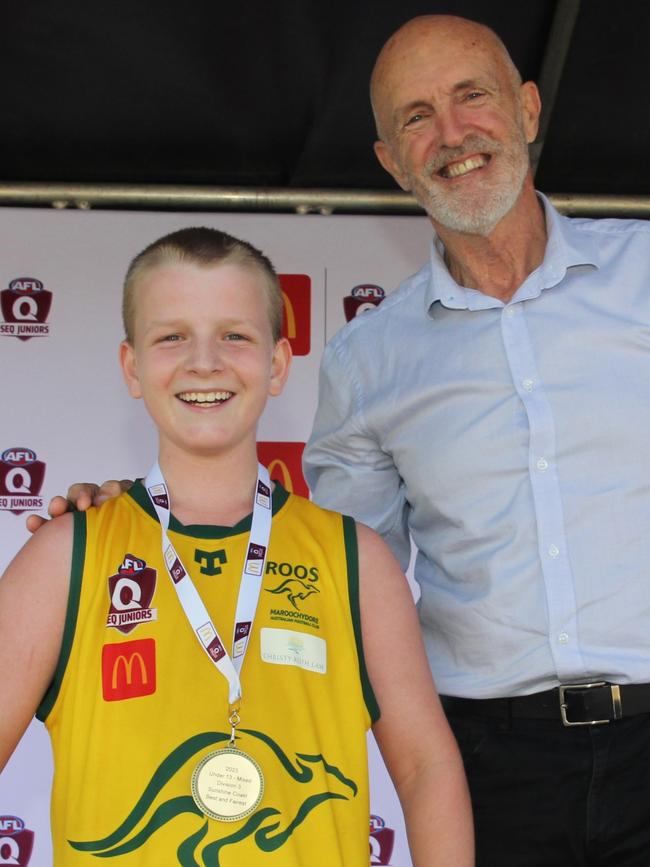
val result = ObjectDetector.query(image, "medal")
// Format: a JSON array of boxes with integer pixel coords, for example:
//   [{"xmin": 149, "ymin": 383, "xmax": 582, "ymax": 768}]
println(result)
[
  {"xmin": 192, "ymin": 748, "xmax": 265, "ymax": 822},
  {"xmin": 145, "ymin": 463, "xmax": 273, "ymax": 820}
]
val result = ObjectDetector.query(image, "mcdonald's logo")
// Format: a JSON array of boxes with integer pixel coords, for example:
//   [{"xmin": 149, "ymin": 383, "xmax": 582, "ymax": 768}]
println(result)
[
  {"xmin": 102, "ymin": 638, "xmax": 156, "ymax": 702},
  {"xmin": 278, "ymin": 274, "xmax": 311, "ymax": 356},
  {"xmin": 257, "ymin": 442, "xmax": 309, "ymax": 498}
]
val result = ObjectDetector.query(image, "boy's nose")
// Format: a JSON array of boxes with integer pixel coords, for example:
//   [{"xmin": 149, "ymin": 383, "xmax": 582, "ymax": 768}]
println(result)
[{"xmin": 186, "ymin": 340, "xmax": 225, "ymax": 374}]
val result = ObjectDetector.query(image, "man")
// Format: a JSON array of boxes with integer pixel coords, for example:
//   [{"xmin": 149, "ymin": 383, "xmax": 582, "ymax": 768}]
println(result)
[
  {"xmin": 303, "ymin": 14, "xmax": 650, "ymax": 867},
  {"xmin": 31, "ymin": 13, "xmax": 650, "ymax": 866}
]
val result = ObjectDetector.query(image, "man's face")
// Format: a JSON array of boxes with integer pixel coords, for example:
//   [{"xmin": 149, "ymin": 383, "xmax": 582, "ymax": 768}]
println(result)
[{"xmin": 373, "ymin": 28, "xmax": 540, "ymax": 235}]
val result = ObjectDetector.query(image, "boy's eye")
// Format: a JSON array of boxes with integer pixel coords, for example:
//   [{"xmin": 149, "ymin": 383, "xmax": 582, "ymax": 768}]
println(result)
[
  {"xmin": 161, "ymin": 334, "xmax": 182, "ymax": 342},
  {"xmin": 225, "ymin": 332, "xmax": 248, "ymax": 341}
]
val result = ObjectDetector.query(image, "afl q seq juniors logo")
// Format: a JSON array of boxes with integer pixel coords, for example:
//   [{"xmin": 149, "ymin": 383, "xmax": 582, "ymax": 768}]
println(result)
[
  {"xmin": 370, "ymin": 814, "xmax": 395, "ymax": 866},
  {"xmin": 0, "ymin": 448, "xmax": 45, "ymax": 515},
  {"xmin": 0, "ymin": 815, "xmax": 34, "ymax": 866},
  {"xmin": 343, "ymin": 284, "xmax": 385, "ymax": 322},
  {"xmin": 1, "ymin": 278, "xmax": 52, "ymax": 341},
  {"xmin": 106, "ymin": 554, "xmax": 158, "ymax": 634}
]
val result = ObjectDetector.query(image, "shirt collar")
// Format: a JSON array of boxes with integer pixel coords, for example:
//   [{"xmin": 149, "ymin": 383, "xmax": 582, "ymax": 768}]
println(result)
[{"xmin": 425, "ymin": 192, "xmax": 600, "ymax": 314}]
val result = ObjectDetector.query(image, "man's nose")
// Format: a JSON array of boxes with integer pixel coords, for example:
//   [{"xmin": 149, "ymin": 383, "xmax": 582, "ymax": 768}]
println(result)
[{"xmin": 435, "ymin": 106, "xmax": 468, "ymax": 149}]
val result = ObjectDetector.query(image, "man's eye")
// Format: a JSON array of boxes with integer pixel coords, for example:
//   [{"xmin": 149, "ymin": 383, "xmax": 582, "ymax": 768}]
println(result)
[
  {"xmin": 405, "ymin": 113, "xmax": 424, "ymax": 126},
  {"xmin": 466, "ymin": 91, "xmax": 485, "ymax": 101},
  {"xmin": 162, "ymin": 334, "xmax": 181, "ymax": 342}
]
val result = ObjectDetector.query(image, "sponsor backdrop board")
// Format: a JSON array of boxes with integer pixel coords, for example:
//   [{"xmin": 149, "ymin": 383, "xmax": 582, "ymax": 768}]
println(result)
[{"xmin": 0, "ymin": 207, "xmax": 431, "ymax": 866}]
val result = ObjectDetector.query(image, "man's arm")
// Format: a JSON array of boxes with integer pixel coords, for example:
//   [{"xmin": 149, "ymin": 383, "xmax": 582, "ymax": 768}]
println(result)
[
  {"xmin": 304, "ymin": 340, "xmax": 412, "ymax": 568},
  {"xmin": 26, "ymin": 480, "xmax": 132, "ymax": 533},
  {"xmin": 357, "ymin": 522, "xmax": 474, "ymax": 866},
  {"xmin": 0, "ymin": 515, "xmax": 73, "ymax": 769}
]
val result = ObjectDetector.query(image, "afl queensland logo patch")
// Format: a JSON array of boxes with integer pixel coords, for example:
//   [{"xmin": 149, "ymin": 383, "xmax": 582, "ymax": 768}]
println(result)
[
  {"xmin": 0, "ymin": 277, "xmax": 52, "ymax": 341},
  {"xmin": 0, "ymin": 447, "xmax": 45, "ymax": 515},
  {"xmin": 0, "ymin": 815, "xmax": 35, "ymax": 866},
  {"xmin": 343, "ymin": 283, "xmax": 385, "ymax": 322},
  {"xmin": 106, "ymin": 554, "xmax": 158, "ymax": 634}
]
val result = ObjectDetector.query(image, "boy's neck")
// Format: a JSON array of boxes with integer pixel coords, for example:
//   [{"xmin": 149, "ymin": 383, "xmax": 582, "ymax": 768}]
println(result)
[{"xmin": 157, "ymin": 446, "xmax": 262, "ymax": 527}]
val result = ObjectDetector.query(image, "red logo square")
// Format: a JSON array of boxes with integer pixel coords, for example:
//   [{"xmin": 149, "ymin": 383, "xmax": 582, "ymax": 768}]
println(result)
[
  {"xmin": 102, "ymin": 639, "xmax": 156, "ymax": 701},
  {"xmin": 257, "ymin": 442, "xmax": 308, "ymax": 497},
  {"xmin": 279, "ymin": 274, "xmax": 310, "ymax": 356}
]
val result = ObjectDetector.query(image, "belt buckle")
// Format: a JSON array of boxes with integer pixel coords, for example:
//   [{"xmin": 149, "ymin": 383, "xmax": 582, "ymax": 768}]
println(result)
[{"xmin": 559, "ymin": 681, "xmax": 620, "ymax": 726}]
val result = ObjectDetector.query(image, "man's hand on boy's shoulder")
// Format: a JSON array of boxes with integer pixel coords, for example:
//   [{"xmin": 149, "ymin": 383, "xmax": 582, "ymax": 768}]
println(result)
[{"xmin": 25, "ymin": 479, "xmax": 134, "ymax": 533}]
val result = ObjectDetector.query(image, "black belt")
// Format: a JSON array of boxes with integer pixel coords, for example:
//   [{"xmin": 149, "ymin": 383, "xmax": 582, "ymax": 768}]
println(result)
[{"xmin": 442, "ymin": 681, "xmax": 650, "ymax": 727}]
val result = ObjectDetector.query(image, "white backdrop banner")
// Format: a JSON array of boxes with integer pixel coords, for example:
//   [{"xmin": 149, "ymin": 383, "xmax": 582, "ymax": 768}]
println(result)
[{"xmin": 0, "ymin": 207, "xmax": 432, "ymax": 867}]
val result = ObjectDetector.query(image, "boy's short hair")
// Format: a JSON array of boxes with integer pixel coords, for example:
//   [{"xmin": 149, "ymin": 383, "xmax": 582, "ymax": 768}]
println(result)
[{"xmin": 123, "ymin": 227, "xmax": 283, "ymax": 344}]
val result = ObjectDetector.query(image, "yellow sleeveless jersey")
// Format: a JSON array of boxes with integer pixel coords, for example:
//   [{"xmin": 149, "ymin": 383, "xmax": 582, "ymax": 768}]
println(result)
[{"xmin": 38, "ymin": 482, "xmax": 379, "ymax": 866}]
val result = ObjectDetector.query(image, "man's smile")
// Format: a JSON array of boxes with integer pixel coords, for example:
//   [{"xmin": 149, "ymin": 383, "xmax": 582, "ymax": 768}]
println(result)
[{"xmin": 438, "ymin": 153, "xmax": 490, "ymax": 178}]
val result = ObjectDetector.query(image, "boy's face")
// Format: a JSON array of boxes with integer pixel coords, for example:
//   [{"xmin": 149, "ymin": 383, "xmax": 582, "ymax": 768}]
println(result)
[{"xmin": 120, "ymin": 261, "xmax": 291, "ymax": 462}]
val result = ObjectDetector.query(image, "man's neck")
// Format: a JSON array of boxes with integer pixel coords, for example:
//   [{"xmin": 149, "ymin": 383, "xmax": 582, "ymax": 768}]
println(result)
[
  {"xmin": 434, "ymin": 182, "xmax": 547, "ymax": 304},
  {"xmin": 157, "ymin": 444, "xmax": 261, "ymax": 527}
]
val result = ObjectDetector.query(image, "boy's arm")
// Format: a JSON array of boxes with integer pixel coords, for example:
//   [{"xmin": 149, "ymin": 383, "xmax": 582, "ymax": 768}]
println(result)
[
  {"xmin": 0, "ymin": 514, "xmax": 73, "ymax": 769},
  {"xmin": 357, "ymin": 522, "xmax": 474, "ymax": 867}
]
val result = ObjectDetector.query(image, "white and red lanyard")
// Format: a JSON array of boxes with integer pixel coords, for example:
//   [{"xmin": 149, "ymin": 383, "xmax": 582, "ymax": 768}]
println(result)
[{"xmin": 144, "ymin": 461, "xmax": 272, "ymax": 705}]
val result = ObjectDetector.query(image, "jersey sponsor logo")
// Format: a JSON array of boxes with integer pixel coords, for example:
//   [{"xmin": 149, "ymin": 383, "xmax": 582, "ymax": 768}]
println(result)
[
  {"xmin": 370, "ymin": 814, "xmax": 395, "ymax": 865},
  {"xmin": 0, "ymin": 447, "xmax": 45, "ymax": 515},
  {"xmin": 256, "ymin": 442, "xmax": 308, "ymax": 497},
  {"xmin": 343, "ymin": 283, "xmax": 385, "ymax": 322},
  {"xmin": 194, "ymin": 548, "xmax": 227, "ymax": 576},
  {"xmin": 279, "ymin": 274, "xmax": 310, "ymax": 356},
  {"xmin": 260, "ymin": 627, "xmax": 326, "ymax": 674},
  {"xmin": 266, "ymin": 560, "xmax": 320, "ymax": 610},
  {"xmin": 0, "ymin": 277, "xmax": 52, "ymax": 341},
  {"xmin": 68, "ymin": 728, "xmax": 359, "ymax": 861},
  {"xmin": 0, "ymin": 815, "xmax": 34, "ymax": 866},
  {"xmin": 102, "ymin": 639, "xmax": 156, "ymax": 701},
  {"xmin": 106, "ymin": 554, "xmax": 157, "ymax": 633}
]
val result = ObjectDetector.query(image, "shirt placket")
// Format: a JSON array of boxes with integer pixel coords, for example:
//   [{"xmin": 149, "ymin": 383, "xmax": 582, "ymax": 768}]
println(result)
[{"xmin": 500, "ymin": 300, "xmax": 587, "ymax": 682}]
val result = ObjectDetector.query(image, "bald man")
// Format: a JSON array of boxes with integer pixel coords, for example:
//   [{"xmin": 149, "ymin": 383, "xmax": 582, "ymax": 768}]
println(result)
[{"xmin": 305, "ymin": 15, "xmax": 650, "ymax": 867}]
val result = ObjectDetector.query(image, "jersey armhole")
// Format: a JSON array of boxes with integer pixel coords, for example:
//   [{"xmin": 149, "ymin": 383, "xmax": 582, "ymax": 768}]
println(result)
[
  {"xmin": 36, "ymin": 510, "xmax": 87, "ymax": 722},
  {"xmin": 344, "ymin": 515, "xmax": 380, "ymax": 724}
]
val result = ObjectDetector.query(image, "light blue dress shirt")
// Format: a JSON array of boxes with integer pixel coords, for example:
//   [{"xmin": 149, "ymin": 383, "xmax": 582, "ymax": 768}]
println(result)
[{"xmin": 304, "ymin": 196, "xmax": 650, "ymax": 698}]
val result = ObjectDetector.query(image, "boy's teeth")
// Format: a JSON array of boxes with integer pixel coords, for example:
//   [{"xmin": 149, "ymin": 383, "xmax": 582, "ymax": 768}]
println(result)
[{"xmin": 179, "ymin": 391, "xmax": 232, "ymax": 404}]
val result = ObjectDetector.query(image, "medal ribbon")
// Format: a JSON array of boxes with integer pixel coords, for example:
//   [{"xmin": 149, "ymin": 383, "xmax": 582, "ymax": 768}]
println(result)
[{"xmin": 144, "ymin": 461, "xmax": 272, "ymax": 705}]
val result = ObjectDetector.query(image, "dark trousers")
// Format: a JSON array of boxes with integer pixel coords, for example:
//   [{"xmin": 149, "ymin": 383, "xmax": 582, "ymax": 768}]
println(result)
[{"xmin": 444, "ymin": 702, "xmax": 650, "ymax": 866}]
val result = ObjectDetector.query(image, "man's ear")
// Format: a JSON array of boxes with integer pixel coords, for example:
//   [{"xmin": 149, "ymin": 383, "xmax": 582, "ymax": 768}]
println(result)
[
  {"xmin": 374, "ymin": 140, "xmax": 411, "ymax": 192},
  {"xmin": 268, "ymin": 337, "xmax": 292, "ymax": 397},
  {"xmin": 520, "ymin": 81, "xmax": 542, "ymax": 143},
  {"xmin": 119, "ymin": 340, "xmax": 142, "ymax": 399}
]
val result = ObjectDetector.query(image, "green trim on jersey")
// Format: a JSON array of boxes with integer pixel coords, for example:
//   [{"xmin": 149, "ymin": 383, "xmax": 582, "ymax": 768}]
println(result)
[
  {"xmin": 127, "ymin": 479, "xmax": 291, "ymax": 538},
  {"xmin": 344, "ymin": 515, "xmax": 380, "ymax": 724},
  {"xmin": 37, "ymin": 510, "xmax": 86, "ymax": 722}
]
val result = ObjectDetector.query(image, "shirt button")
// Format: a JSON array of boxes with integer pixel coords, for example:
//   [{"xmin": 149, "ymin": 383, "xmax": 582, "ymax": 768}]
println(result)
[
  {"xmin": 558, "ymin": 632, "xmax": 569, "ymax": 644},
  {"xmin": 536, "ymin": 458, "xmax": 549, "ymax": 471},
  {"xmin": 522, "ymin": 379, "xmax": 534, "ymax": 392},
  {"xmin": 505, "ymin": 306, "xmax": 516, "ymax": 317},
  {"xmin": 548, "ymin": 544, "xmax": 560, "ymax": 558}
]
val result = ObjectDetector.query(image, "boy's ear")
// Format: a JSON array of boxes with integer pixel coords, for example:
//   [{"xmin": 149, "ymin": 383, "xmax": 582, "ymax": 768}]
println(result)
[
  {"xmin": 269, "ymin": 337, "xmax": 292, "ymax": 397},
  {"xmin": 119, "ymin": 340, "xmax": 142, "ymax": 399}
]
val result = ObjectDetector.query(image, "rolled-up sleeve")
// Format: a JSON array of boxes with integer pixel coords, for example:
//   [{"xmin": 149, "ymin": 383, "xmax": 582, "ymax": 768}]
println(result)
[{"xmin": 304, "ymin": 336, "xmax": 412, "ymax": 570}]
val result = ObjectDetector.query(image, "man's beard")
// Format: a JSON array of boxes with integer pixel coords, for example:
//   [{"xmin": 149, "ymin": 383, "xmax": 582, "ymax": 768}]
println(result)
[{"xmin": 405, "ymin": 129, "xmax": 531, "ymax": 236}]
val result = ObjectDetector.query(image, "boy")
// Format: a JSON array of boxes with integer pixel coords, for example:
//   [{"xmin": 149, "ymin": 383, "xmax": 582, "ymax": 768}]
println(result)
[{"xmin": 0, "ymin": 227, "xmax": 472, "ymax": 865}]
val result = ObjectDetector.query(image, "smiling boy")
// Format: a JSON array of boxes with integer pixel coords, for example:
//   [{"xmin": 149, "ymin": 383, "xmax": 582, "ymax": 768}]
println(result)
[{"xmin": 0, "ymin": 228, "xmax": 472, "ymax": 866}]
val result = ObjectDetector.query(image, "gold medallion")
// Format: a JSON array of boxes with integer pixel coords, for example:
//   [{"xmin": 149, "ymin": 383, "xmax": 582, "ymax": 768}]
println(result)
[{"xmin": 191, "ymin": 747, "xmax": 265, "ymax": 822}]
